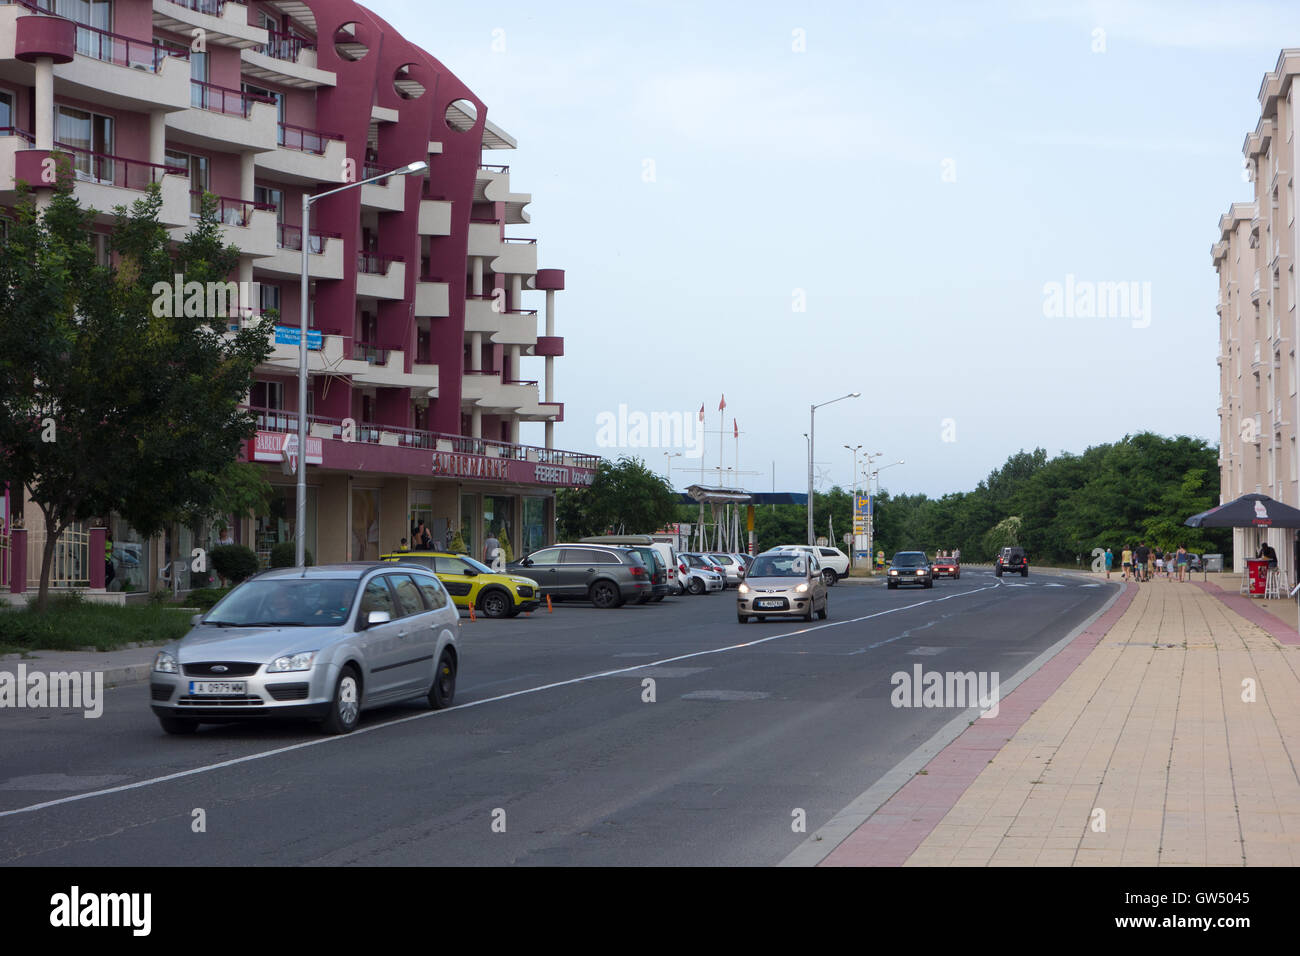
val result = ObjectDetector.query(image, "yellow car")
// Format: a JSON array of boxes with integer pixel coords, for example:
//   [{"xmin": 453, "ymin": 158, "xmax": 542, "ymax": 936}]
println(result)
[{"xmin": 380, "ymin": 551, "xmax": 540, "ymax": 618}]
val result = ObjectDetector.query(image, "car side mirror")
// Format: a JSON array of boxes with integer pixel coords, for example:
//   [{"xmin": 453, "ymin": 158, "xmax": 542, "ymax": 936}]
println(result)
[
  {"xmin": 463, "ymin": 569, "xmax": 477, "ymax": 577},
  {"xmin": 191, "ymin": 613, "xmax": 204, "ymax": 627},
  {"xmin": 367, "ymin": 610, "xmax": 392, "ymax": 627},
  {"xmin": 521, "ymin": 558, "xmax": 533, "ymax": 567}
]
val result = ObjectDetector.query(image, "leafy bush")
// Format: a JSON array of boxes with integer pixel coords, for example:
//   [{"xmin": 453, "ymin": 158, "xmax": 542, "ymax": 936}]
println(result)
[
  {"xmin": 270, "ymin": 542, "xmax": 313, "ymax": 568},
  {"xmin": 211, "ymin": 544, "xmax": 259, "ymax": 583}
]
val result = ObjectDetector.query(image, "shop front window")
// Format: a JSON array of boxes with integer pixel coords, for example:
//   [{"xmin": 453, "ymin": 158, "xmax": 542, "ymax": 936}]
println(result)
[
  {"xmin": 459, "ymin": 493, "xmax": 477, "ymax": 559},
  {"xmin": 522, "ymin": 497, "xmax": 547, "ymax": 559},
  {"xmin": 108, "ymin": 516, "xmax": 146, "ymax": 593},
  {"xmin": 351, "ymin": 487, "xmax": 380, "ymax": 562},
  {"xmin": 484, "ymin": 494, "xmax": 515, "ymax": 564},
  {"xmin": 256, "ymin": 486, "xmax": 317, "ymax": 566}
]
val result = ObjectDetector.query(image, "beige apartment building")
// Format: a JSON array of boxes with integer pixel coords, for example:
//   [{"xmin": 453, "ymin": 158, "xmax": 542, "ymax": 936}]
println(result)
[{"xmin": 1214, "ymin": 49, "xmax": 1300, "ymax": 577}]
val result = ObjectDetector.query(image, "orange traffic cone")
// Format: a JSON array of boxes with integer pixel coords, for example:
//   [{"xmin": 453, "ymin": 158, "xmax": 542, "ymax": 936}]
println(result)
[
  {"xmin": 468, "ymin": 603, "xmax": 476, "ymax": 622},
  {"xmin": 546, "ymin": 594, "xmax": 553, "ymax": 613}
]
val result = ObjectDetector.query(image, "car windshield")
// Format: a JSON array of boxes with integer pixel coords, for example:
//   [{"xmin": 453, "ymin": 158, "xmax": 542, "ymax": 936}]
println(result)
[
  {"xmin": 460, "ymin": 555, "xmax": 494, "ymax": 574},
  {"xmin": 749, "ymin": 554, "xmax": 809, "ymax": 577},
  {"xmin": 206, "ymin": 579, "xmax": 356, "ymax": 626},
  {"xmin": 893, "ymin": 553, "xmax": 927, "ymax": 567}
]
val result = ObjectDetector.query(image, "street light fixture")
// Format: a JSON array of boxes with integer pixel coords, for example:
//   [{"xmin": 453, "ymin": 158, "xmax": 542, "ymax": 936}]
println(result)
[
  {"xmin": 295, "ymin": 160, "xmax": 429, "ymax": 568},
  {"xmin": 808, "ymin": 392, "xmax": 859, "ymax": 545},
  {"xmin": 664, "ymin": 451, "xmax": 683, "ymax": 487}
]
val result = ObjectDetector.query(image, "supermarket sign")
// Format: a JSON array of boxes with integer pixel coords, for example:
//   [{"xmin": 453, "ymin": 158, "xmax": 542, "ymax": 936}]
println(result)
[
  {"xmin": 250, "ymin": 431, "xmax": 323, "ymax": 466},
  {"xmin": 431, "ymin": 451, "xmax": 595, "ymax": 487}
]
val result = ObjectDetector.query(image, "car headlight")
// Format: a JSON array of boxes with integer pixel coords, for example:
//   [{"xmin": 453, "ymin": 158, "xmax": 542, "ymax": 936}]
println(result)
[
  {"xmin": 795, "ymin": 583, "xmax": 808, "ymax": 593},
  {"xmin": 738, "ymin": 583, "xmax": 749, "ymax": 594},
  {"xmin": 267, "ymin": 651, "xmax": 317, "ymax": 673},
  {"xmin": 915, "ymin": 569, "xmax": 925, "ymax": 575},
  {"xmin": 889, "ymin": 569, "xmax": 898, "ymax": 576},
  {"xmin": 153, "ymin": 650, "xmax": 178, "ymax": 674}
]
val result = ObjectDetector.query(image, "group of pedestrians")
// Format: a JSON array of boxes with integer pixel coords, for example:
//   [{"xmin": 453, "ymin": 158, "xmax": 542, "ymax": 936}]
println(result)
[{"xmin": 1104, "ymin": 543, "xmax": 1193, "ymax": 583}]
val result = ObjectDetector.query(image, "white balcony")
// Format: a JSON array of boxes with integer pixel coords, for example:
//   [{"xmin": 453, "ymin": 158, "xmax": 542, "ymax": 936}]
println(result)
[
  {"xmin": 415, "ymin": 280, "xmax": 449, "ymax": 317},
  {"xmin": 360, "ymin": 172, "xmax": 405, "ymax": 212},
  {"xmin": 418, "ymin": 199, "xmax": 451, "ymax": 236},
  {"xmin": 491, "ymin": 315, "xmax": 538, "ymax": 349},
  {"xmin": 152, "ymin": 0, "xmax": 268, "ymax": 49},
  {"xmin": 170, "ymin": 205, "xmax": 277, "ymax": 259},
  {"xmin": 73, "ymin": 169, "xmax": 191, "ymax": 227},
  {"xmin": 168, "ymin": 96, "xmax": 278, "ymax": 154},
  {"xmin": 240, "ymin": 42, "xmax": 336, "ymax": 90},
  {"xmin": 55, "ymin": 33, "xmax": 191, "ymax": 114},
  {"xmin": 355, "ymin": 257, "xmax": 405, "ymax": 300},
  {"xmin": 259, "ymin": 231, "xmax": 344, "ymax": 280},
  {"xmin": 492, "ymin": 238, "xmax": 537, "ymax": 277},
  {"xmin": 257, "ymin": 134, "xmax": 347, "ymax": 186}
]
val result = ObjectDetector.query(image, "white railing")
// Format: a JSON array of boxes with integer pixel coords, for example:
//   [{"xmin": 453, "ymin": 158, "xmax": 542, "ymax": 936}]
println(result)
[{"xmin": 26, "ymin": 525, "xmax": 90, "ymax": 589}]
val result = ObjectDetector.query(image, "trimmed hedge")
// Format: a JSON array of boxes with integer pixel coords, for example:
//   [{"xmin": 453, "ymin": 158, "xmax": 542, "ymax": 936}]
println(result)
[
  {"xmin": 211, "ymin": 544, "xmax": 259, "ymax": 584},
  {"xmin": 270, "ymin": 542, "xmax": 313, "ymax": 568},
  {"xmin": 0, "ymin": 596, "xmax": 193, "ymax": 651}
]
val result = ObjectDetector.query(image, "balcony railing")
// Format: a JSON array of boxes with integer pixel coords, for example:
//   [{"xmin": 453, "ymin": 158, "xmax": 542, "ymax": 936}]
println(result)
[
  {"xmin": 191, "ymin": 80, "xmax": 275, "ymax": 117},
  {"xmin": 277, "ymin": 122, "xmax": 342, "ymax": 155},
  {"xmin": 277, "ymin": 223, "xmax": 340, "ymax": 253},
  {"xmin": 478, "ymin": 164, "xmax": 509, "ymax": 174},
  {"xmin": 0, "ymin": 127, "xmax": 34, "ymax": 144},
  {"xmin": 357, "ymin": 251, "xmax": 403, "ymax": 274},
  {"xmin": 6, "ymin": 0, "xmax": 189, "ymax": 69},
  {"xmin": 353, "ymin": 341, "xmax": 390, "ymax": 365},
  {"xmin": 503, "ymin": 237, "xmax": 537, "ymax": 244},
  {"xmin": 53, "ymin": 142, "xmax": 185, "ymax": 189},
  {"xmin": 190, "ymin": 191, "xmax": 275, "ymax": 225},
  {"xmin": 165, "ymin": 0, "xmax": 226, "ymax": 13},
  {"xmin": 260, "ymin": 27, "xmax": 314, "ymax": 61},
  {"xmin": 463, "ymin": 368, "xmax": 501, "ymax": 376},
  {"xmin": 363, "ymin": 162, "xmax": 400, "ymax": 180},
  {"xmin": 503, "ymin": 378, "xmax": 539, "ymax": 386},
  {"xmin": 243, "ymin": 404, "xmax": 600, "ymax": 468}
]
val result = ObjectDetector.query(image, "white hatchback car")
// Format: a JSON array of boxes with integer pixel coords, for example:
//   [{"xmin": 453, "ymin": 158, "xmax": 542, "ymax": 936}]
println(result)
[{"xmin": 771, "ymin": 545, "xmax": 851, "ymax": 584}]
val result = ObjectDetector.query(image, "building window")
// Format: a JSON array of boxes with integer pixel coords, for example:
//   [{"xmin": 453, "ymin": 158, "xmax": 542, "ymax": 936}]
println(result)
[
  {"xmin": 251, "ymin": 380, "xmax": 284, "ymax": 411},
  {"xmin": 55, "ymin": 105, "xmax": 113, "ymax": 182},
  {"xmin": 242, "ymin": 81, "xmax": 284, "ymax": 122},
  {"xmin": 0, "ymin": 89, "xmax": 13, "ymax": 130},
  {"xmin": 260, "ymin": 282, "xmax": 280, "ymax": 317}
]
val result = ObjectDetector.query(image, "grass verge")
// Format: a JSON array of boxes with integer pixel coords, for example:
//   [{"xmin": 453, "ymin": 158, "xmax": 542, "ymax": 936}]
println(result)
[{"xmin": 0, "ymin": 595, "xmax": 193, "ymax": 652}]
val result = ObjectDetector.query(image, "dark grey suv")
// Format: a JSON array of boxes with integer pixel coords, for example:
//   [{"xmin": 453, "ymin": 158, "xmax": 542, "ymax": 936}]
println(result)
[{"xmin": 508, "ymin": 545, "xmax": 651, "ymax": 608}]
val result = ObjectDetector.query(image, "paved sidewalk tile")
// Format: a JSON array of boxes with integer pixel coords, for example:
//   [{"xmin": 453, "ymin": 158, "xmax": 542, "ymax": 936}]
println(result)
[{"xmin": 822, "ymin": 575, "xmax": 1300, "ymax": 866}]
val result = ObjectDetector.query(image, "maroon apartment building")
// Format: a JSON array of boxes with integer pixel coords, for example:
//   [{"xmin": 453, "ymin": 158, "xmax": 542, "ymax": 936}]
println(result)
[{"xmin": 0, "ymin": 0, "xmax": 594, "ymax": 595}]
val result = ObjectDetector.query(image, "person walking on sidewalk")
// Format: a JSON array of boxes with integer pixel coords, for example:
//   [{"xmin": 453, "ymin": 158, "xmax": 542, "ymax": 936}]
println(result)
[
  {"xmin": 1175, "ymin": 545, "xmax": 1189, "ymax": 582},
  {"xmin": 1121, "ymin": 545, "xmax": 1134, "ymax": 582},
  {"xmin": 1104, "ymin": 547, "xmax": 1114, "ymax": 579},
  {"xmin": 1135, "ymin": 542, "xmax": 1150, "ymax": 582}
]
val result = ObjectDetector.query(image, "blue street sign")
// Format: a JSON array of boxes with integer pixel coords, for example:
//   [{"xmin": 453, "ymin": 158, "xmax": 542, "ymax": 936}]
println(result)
[{"xmin": 275, "ymin": 326, "xmax": 322, "ymax": 349}]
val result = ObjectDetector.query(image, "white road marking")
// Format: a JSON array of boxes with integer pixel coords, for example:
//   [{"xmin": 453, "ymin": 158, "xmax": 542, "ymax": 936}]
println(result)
[
  {"xmin": 1043, "ymin": 583, "xmax": 1065, "ymax": 587},
  {"xmin": 0, "ymin": 579, "xmax": 1005, "ymax": 820}
]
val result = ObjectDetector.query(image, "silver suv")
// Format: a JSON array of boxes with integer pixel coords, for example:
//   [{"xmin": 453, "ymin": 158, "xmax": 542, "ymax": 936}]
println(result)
[{"xmin": 150, "ymin": 564, "xmax": 460, "ymax": 736}]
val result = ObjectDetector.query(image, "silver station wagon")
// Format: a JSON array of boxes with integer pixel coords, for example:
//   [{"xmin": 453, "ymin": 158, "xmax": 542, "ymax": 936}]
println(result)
[{"xmin": 150, "ymin": 564, "xmax": 460, "ymax": 736}]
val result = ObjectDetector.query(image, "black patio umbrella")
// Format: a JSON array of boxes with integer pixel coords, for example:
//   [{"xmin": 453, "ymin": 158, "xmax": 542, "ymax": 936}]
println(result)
[{"xmin": 1184, "ymin": 492, "xmax": 1300, "ymax": 529}]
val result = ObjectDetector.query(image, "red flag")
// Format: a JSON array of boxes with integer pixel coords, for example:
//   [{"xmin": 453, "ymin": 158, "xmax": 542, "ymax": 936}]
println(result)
[
  {"xmin": 698, "ymin": 403, "xmax": 704, "ymax": 422},
  {"xmin": 733, "ymin": 418, "xmax": 738, "ymax": 438},
  {"xmin": 719, "ymin": 394, "xmax": 726, "ymax": 411}
]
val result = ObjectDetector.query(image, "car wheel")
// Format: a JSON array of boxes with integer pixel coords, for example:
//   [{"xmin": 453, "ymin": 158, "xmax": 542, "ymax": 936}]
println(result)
[
  {"xmin": 158, "ymin": 716, "xmax": 198, "ymax": 735},
  {"xmin": 817, "ymin": 603, "xmax": 828, "ymax": 620},
  {"xmin": 737, "ymin": 613, "xmax": 749, "ymax": 624},
  {"xmin": 887, "ymin": 581, "xmax": 897, "ymax": 589},
  {"xmin": 590, "ymin": 580, "xmax": 621, "ymax": 608},
  {"xmin": 480, "ymin": 589, "xmax": 510, "ymax": 618},
  {"xmin": 428, "ymin": 649, "xmax": 456, "ymax": 709},
  {"xmin": 925, "ymin": 579, "xmax": 933, "ymax": 589},
  {"xmin": 803, "ymin": 603, "xmax": 814, "ymax": 623},
  {"xmin": 823, "ymin": 569, "xmax": 837, "ymax": 587},
  {"xmin": 321, "ymin": 665, "xmax": 361, "ymax": 735},
  {"xmin": 687, "ymin": 577, "xmax": 705, "ymax": 595},
  {"xmin": 995, "ymin": 569, "xmax": 1002, "ymax": 577},
  {"xmin": 1021, "ymin": 569, "xmax": 1028, "ymax": 577}
]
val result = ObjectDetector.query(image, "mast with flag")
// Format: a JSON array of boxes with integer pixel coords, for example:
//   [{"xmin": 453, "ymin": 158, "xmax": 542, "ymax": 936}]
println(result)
[{"xmin": 718, "ymin": 394, "xmax": 726, "ymax": 484}]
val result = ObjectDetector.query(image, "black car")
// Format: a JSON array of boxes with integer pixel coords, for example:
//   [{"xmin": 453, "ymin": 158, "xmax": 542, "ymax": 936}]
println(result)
[
  {"xmin": 995, "ymin": 547, "xmax": 1028, "ymax": 577},
  {"xmin": 887, "ymin": 551, "xmax": 933, "ymax": 589}
]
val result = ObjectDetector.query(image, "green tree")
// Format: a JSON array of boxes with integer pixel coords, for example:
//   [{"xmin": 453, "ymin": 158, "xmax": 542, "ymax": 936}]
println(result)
[
  {"xmin": 556, "ymin": 456, "xmax": 678, "ymax": 539},
  {"xmin": 0, "ymin": 184, "xmax": 271, "ymax": 610}
]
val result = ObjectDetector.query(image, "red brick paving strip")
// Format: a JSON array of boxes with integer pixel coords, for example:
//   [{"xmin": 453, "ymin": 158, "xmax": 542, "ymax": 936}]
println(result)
[
  {"xmin": 820, "ymin": 581, "xmax": 1137, "ymax": 866},
  {"xmin": 1191, "ymin": 580, "xmax": 1300, "ymax": 645}
]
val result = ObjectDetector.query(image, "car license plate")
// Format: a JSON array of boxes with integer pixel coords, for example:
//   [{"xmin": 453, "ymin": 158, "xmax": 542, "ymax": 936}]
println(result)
[
  {"xmin": 188, "ymin": 681, "xmax": 247, "ymax": 695},
  {"xmin": 756, "ymin": 599, "xmax": 783, "ymax": 609}
]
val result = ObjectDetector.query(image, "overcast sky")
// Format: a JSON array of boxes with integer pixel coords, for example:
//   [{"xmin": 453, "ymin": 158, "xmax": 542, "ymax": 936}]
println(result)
[{"xmin": 367, "ymin": 0, "xmax": 1298, "ymax": 497}]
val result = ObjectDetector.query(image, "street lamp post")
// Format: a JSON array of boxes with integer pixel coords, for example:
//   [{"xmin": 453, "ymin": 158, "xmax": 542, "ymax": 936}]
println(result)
[
  {"xmin": 808, "ymin": 392, "xmax": 860, "ymax": 545},
  {"xmin": 664, "ymin": 451, "xmax": 683, "ymax": 488},
  {"xmin": 296, "ymin": 160, "xmax": 428, "ymax": 568},
  {"xmin": 844, "ymin": 443, "xmax": 862, "ymax": 566}
]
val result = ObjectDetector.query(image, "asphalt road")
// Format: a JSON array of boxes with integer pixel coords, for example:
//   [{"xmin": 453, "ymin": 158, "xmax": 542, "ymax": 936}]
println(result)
[{"xmin": 0, "ymin": 570, "xmax": 1117, "ymax": 866}]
